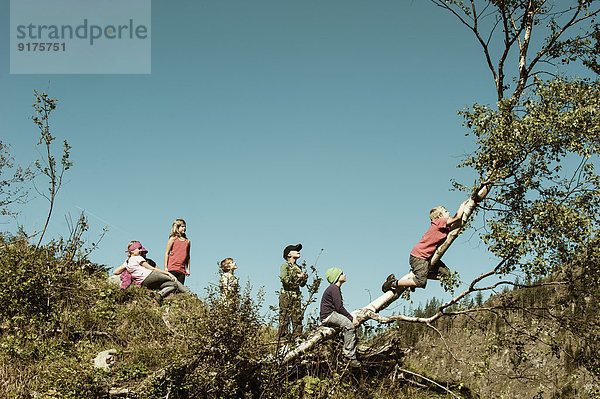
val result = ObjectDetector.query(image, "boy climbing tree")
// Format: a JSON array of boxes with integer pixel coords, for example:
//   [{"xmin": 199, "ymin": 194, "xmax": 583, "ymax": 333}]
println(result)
[{"xmin": 382, "ymin": 201, "xmax": 467, "ymax": 293}]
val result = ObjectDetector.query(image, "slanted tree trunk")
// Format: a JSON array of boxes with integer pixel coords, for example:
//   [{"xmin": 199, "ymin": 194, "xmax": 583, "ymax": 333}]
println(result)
[{"xmin": 282, "ymin": 181, "xmax": 491, "ymax": 364}]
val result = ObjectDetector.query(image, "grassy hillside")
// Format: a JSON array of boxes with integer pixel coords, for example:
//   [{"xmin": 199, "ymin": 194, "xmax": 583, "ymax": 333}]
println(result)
[
  {"xmin": 392, "ymin": 266, "xmax": 600, "ymax": 398},
  {"xmin": 1, "ymin": 232, "xmax": 598, "ymax": 398}
]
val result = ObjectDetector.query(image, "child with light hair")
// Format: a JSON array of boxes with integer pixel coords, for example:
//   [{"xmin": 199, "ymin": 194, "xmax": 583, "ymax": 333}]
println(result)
[
  {"xmin": 219, "ymin": 257, "xmax": 239, "ymax": 299},
  {"xmin": 164, "ymin": 219, "xmax": 191, "ymax": 284},
  {"xmin": 124, "ymin": 241, "xmax": 180, "ymax": 305},
  {"xmin": 382, "ymin": 202, "xmax": 466, "ymax": 292}
]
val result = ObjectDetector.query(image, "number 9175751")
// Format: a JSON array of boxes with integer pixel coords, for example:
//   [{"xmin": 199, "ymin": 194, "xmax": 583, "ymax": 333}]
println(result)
[{"xmin": 18, "ymin": 42, "xmax": 66, "ymax": 52}]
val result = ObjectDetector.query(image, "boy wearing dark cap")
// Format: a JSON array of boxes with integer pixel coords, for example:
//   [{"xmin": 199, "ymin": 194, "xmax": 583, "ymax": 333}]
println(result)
[
  {"xmin": 278, "ymin": 243, "xmax": 308, "ymax": 341},
  {"xmin": 320, "ymin": 267, "xmax": 360, "ymax": 368}
]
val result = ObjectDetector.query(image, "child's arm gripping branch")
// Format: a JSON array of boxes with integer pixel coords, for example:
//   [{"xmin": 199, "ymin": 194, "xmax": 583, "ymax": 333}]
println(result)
[
  {"xmin": 447, "ymin": 200, "xmax": 468, "ymax": 230},
  {"xmin": 164, "ymin": 237, "xmax": 175, "ymax": 271}
]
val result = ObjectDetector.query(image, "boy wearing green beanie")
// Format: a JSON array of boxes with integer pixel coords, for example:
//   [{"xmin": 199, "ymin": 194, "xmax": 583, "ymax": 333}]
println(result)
[{"xmin": 320, "ymin": 267, "xmax": 360, "ymax": 367}]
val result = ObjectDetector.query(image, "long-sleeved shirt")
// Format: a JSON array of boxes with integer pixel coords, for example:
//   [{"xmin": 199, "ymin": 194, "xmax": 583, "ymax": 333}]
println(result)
[
  {"xmin": 280, "ymin": 261, "xmax": 306, "ymax": 294},
  {"xmin": 320, "ymin": 283, "xmax": 352, "ymax": 321}
]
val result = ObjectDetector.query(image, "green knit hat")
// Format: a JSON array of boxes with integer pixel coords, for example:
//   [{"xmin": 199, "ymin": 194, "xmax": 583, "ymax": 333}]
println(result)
[{"xmin": 326, "ymin": 267, "xmax": 343, "ymax": 284}]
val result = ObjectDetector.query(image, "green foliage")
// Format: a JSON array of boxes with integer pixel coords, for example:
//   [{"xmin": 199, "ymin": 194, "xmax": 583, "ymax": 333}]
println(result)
[
  {"xmin": 302, "ymin": 262, "xmax": 323, "ymax": 313},
  {"xmin": 434, "ymin": 2, "xmax": 600, "ymax": 287},
  {"xmin": 31, "ymin": 89, "xmax": 73, "ymax": 247},
  {"xmin": 549, "ymin": 21, "xmax": 600, "ymax": 75},
  {"xmin": 0, "ymin": 233, "xmax": 89, "ymax": 330},
  {"xmin": 556, "ymin": 236, "xmax": 600, "ymax": 380},
  {"xmin": 37, "ymin": 363, "xmax": 109, "ymax": 399},
  {"xmin": 438, "ymin": 269, "xmax": 461, "ymax": 295},
  {"xmin": 0, "ymin": 238, "xmax": 464, "ymax": 399},
  {"xmin": 130, "ymin": 284, "xmax": 271, "ymax": 398},
  {"xmin": 457, "ymin": 77, "xmax": 600, "ymax": 279},
  {"xmin": 31, "ymin": 90, "xmax": 73, "ymax": 181},
  {"xmin": 0, "ymin": 141, "xmax": 32, "ymax": 217}
]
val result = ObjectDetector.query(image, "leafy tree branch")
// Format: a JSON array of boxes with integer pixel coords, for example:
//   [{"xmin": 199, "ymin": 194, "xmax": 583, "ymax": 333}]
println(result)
[
  {"xmin": 31, "ymin": 90, "xmax": 73, "ymax": 247},
  {"xmin": 0, "ymin": 141, "xmax": 33, "ymax": 218}
]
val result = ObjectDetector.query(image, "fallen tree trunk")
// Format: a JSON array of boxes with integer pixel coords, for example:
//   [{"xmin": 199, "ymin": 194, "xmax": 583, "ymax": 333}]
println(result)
[
  {"xmin": 282, "ymin": 285, "xmax": 403, "ymax": 364},
  {"xmin": 282, "ymin": 181, "xmax": 492, "ymax": 364}
]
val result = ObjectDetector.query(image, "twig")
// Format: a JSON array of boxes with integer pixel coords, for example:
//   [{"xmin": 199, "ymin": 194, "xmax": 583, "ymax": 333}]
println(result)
[
  {"xmin": 398, "ymin": 367, "xmax": 462, "ymax": 399},
  {"xmin": 327, "ymin": 361, "xmax": 351, "ymax": 396},
  {"xmin": 161, "ymin": 307, "xmax": 186, "ymax": 339},
  {"xmin": 426, "ymin": 322, "xmax": 462, "ymax": 364}
]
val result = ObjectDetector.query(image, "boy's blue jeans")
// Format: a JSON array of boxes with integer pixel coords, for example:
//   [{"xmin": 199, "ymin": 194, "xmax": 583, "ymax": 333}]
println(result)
[{"xmin": 322, "ymin": 311, "xmax": 357, "ymax": 360}]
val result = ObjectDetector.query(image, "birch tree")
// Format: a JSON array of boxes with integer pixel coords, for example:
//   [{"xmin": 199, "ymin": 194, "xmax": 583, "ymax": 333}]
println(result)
[{"xmin": 283, "ymin": 0, "xmax": 600, "ymax": 364}]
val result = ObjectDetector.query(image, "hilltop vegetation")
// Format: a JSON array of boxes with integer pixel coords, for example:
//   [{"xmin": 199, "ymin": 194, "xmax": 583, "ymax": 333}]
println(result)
[
  {"xmin": 1, "ymin": 233, "xmax": 599, "ymax": 398},
  {"xmin": 0, "ymin": 231, "xmax": 269, "ymax": 398},
  {"xmin": 0, "ymin": 232, "xmax": 455, "ymax": 398}
]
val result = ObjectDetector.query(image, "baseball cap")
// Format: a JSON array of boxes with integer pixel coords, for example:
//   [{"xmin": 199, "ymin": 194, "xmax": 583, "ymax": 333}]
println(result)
[
  {"xmin": 283, "ymin": 243, "xmax": 302, "ymax": 259},
  {"xmin": 126, "ymin": 242, "xmax": 148, "ymax": 252}
]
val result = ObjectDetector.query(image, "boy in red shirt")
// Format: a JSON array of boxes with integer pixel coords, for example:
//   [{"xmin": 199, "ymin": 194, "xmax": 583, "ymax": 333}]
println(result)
[{"xmin": 382, "ymin": 202, "xmax": 466, "ymax": 292}]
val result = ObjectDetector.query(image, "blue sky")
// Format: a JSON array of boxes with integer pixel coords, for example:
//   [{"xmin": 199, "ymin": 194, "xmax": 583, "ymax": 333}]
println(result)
[{"xmin": 2, "ymin": 1, "xmax": 542, "ymax": 319}]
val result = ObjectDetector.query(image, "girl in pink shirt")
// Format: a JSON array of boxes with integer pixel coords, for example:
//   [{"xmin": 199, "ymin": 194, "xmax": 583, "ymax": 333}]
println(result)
[
  {"xmin": 124, "ymin": 241, "xmax": 180, "ymax": 305},
  {"xmin": 164, "ymin": 219, "xmax": 191, "ymax": 284}
]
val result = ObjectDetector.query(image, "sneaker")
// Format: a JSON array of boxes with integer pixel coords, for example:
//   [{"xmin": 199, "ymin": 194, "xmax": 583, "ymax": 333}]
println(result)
[
  {"xmin": 348, "ymin": 359, "xmax": 361, "ymax": 368},
  {"xmin": 381, "ymin": 274, "xmax": 397, "ymax": 293}
]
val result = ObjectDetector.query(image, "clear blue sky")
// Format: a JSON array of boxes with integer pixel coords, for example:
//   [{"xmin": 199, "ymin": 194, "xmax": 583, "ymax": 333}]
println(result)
[{"xmin": 2, "ymin": 1, "xmax": 516, "ymax": 319}]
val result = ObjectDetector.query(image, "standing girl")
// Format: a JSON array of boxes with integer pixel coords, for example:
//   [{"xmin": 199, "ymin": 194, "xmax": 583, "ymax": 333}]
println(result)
[{"xmin": 164, "ymin": 219, "xmax": 191, "ymax": 284}]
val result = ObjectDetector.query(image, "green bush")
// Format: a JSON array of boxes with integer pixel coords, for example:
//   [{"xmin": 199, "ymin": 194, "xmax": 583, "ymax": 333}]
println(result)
[{"xmin": 142, "ymin": 285, "xmax": 270, "ymax": 398}]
